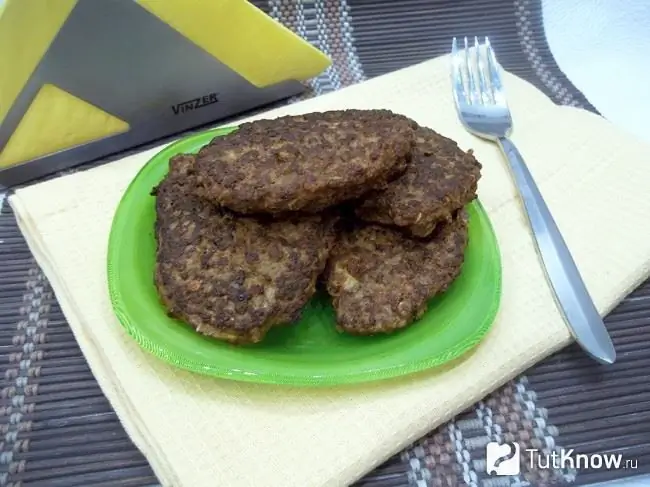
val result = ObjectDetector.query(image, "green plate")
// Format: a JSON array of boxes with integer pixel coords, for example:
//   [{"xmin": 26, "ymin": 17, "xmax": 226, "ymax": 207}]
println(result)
[{"xmin": 107, "ymin": 126, "xmax": 502, "ymax": 387}]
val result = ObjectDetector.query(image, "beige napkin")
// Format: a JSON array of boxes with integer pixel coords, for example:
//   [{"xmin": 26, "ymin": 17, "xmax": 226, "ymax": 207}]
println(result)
[{"xmin": 9, "ymin": 55, "xmax": 650, "ymax": 487}]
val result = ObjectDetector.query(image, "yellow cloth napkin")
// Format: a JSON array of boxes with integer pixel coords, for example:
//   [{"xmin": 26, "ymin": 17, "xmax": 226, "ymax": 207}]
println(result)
[{"xmin": 9, "ymin": 55, "xmax": 650, "ymax": 487}]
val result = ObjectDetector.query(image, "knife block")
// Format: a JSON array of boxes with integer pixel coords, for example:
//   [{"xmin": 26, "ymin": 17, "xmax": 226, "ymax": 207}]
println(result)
[{"xmin": 0, "ymin": 0, "xmax": 331, "ymax": 188}]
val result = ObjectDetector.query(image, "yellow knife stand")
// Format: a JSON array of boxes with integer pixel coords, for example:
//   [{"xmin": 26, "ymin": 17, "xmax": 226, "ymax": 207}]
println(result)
[{"xmin": 0, "ymin": 0, "xmax": 330, "ymax": 188}]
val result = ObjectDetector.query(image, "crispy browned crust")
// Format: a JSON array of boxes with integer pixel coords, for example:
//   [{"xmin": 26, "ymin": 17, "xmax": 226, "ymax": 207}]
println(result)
[
  {"xmin": 324, "ymin": 210, "xmax": 469, "ymax": 335},
  {"xmin": 152, "ymin": 154, "xmax": 337, "ymax": 345},
  {"xmin": 355, "ymin": 126, "xmax": 481, "ymax": 237},
  {"xmin": 191, "ymin": 109, "xmax": 417, "ymax": 214}
]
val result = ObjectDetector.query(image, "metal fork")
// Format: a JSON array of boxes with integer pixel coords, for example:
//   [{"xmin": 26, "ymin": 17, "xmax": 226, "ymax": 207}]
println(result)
[{"xmin": 451, "ymin": 37, "xmax": 616, "ymax": 365}]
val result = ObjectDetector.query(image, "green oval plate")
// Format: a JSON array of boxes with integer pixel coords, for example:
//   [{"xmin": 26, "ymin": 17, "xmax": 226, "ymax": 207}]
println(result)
[{"xmin": 107, "ymin": 126, "xmax": 502, "ymax": 387}]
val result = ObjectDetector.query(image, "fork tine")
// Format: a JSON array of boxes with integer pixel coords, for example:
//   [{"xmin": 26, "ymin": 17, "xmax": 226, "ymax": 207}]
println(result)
[
  {"xmin": 485, "ymin": 37, "xmax": 503, "ymax": 94},
  {"xmin": 464, "ymin": 37, "xmax": 482, "ymax": 105},
  {"xmin": 475, "ymin": 37, "xmax": 490, "ymax": 104},
  {"xmin": 464, "ymin": 37, "xmax": 476, "ymax": 105},
  {"xmin": 451, "ymin": 37, "xmax": 468, "ymax": 105}
]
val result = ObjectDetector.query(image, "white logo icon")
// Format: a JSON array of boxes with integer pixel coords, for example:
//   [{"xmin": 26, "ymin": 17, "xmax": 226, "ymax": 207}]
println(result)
[{"xmin": 486, "ymin": 441, "xmax": 520, "ymax": 475}]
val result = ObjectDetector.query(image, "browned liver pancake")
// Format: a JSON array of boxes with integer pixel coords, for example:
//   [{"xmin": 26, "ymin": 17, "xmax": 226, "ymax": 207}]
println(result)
[
  {"xmin": 151, "ymin": 110, "xmax": 481, "ymax": 343},
  {"xmin": 192, "ymin": 109, "xmax": 416, "ymax": 214},
  {"xmin": 325, "ymin": 210, "xmax": 469, "ymax": 335},
  {"xmin": 355, "ymin": 126, "xmax": 481, "ymax": 237},
  {"xmin": 152, "ymin": 154, "xmax": 337, "ymax": 345}
]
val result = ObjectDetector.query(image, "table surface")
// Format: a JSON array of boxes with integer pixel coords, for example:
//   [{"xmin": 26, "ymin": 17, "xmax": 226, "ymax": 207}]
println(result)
[
  {"xmin": 544, "ymin": 2, "xmax": 650, "ymax": 485},
  {"xmin": 532, "ymin": 3, "xmax": 650, "ymax": 485},
  {"xmin": 543, "ymin": 0, "xmax": 650, "ymax": 146},
  {"xmin": 2, "ymin": 1, "xmax": 650, "ymax": 485}
]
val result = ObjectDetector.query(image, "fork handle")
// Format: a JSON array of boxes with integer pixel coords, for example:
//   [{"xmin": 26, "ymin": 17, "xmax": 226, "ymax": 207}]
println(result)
[{"xmin": 497, "ymin": 137, "xmax": 616, "ymax": 364}]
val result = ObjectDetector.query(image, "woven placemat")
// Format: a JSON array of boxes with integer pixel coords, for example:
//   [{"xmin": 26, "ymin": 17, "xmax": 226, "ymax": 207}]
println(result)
[{"xmin": 1, "ymin": 0, "xmax": 649, "ymax": 486}]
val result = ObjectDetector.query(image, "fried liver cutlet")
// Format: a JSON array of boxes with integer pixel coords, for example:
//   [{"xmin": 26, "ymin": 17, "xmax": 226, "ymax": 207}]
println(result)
[
  {"xmin": 192, "ymin": 109, "xmax": 417, "ymax": 214},
  {"xmin": 325, "ymin": 210, "xmax": 469, "ymax": 335},
  {"xmin": 355, "ymin": 126, "xmax": 481, "ymax": 237},
  {"xmin": 152, "ymin": 154, "xmax": 337, "ymax": 345}
]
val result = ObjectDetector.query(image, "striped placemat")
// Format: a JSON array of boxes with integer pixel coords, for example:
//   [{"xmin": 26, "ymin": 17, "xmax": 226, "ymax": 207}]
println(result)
[{"xmin": 2, "ymin": 0, "xmax": 649, "ymax": 486}]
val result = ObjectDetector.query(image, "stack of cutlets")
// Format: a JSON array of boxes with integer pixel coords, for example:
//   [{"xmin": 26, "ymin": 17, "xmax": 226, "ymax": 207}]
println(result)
[{"xmin": 152, "ymin": 109, "xmax": 482, "ymax": 344}]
